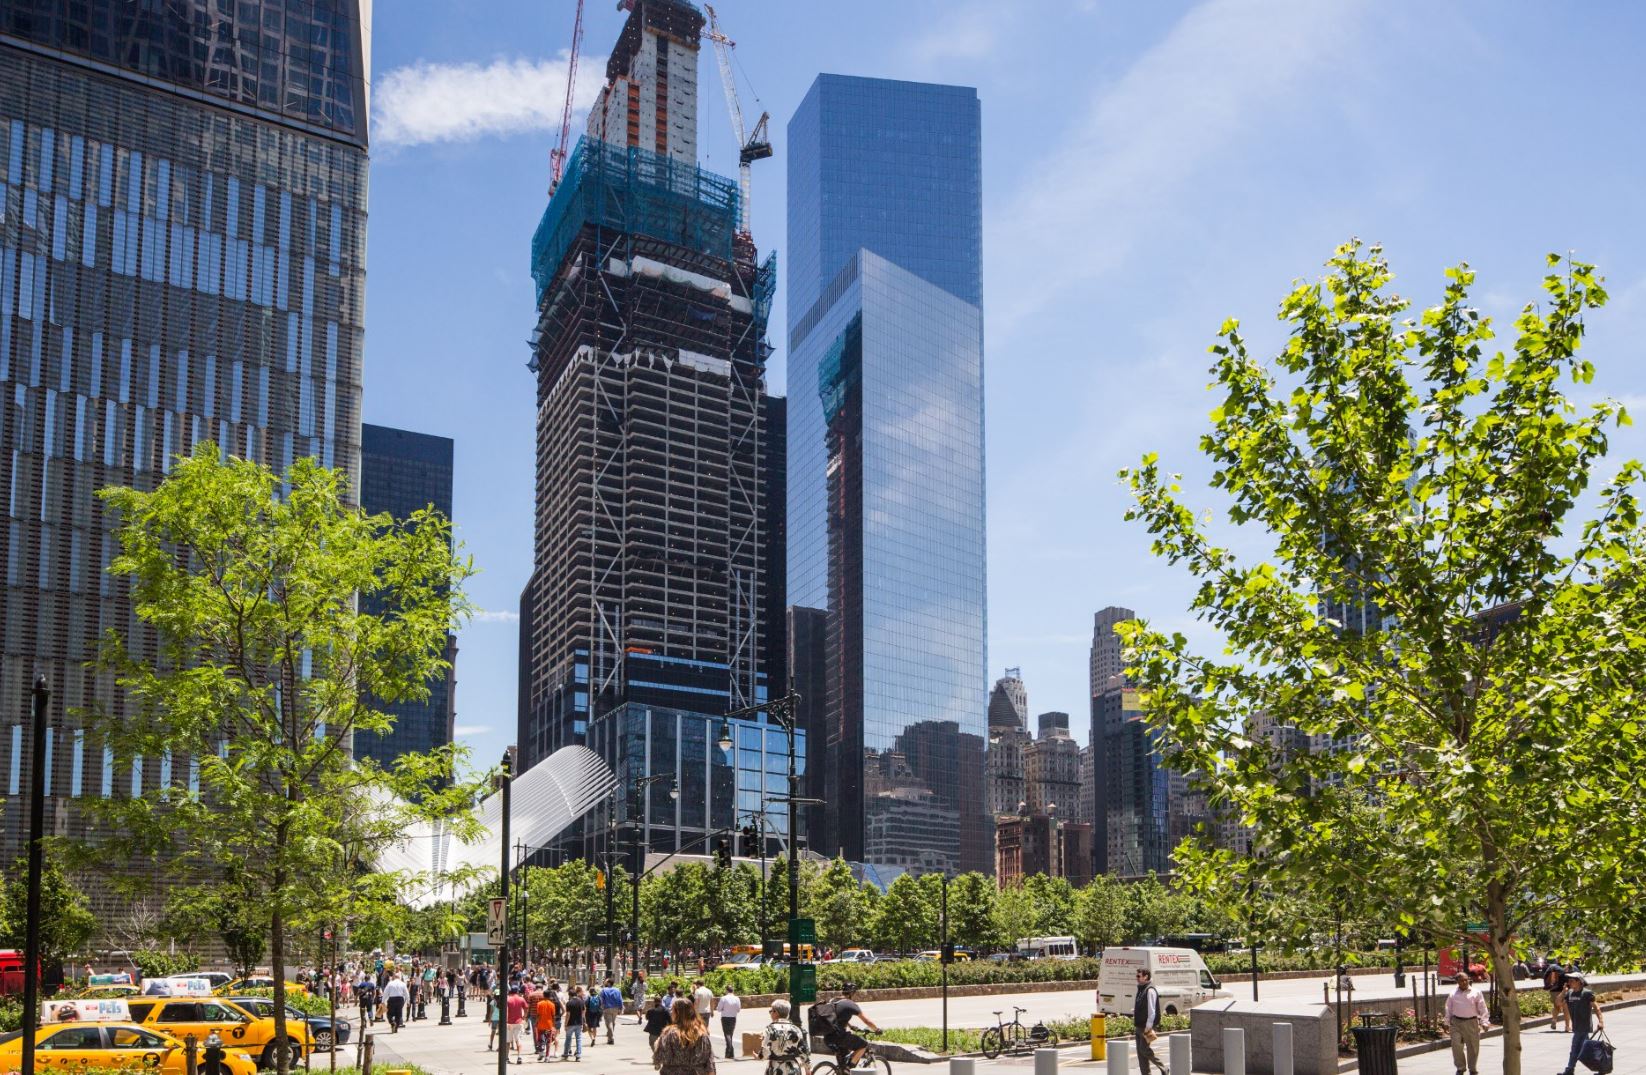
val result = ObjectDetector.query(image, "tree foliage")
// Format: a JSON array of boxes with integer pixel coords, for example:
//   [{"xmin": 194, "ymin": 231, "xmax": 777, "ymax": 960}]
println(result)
[
  {"xmin": 0, "ymin": 856, "xmax": 96, "ymax": 972},
  {"xmin": 1120, "ymin": 244, "xmax": 1646, "ymax": 1075},
  {"xmin": 872, "ymin": 873, "xmax": 941, "ymax": 953},
  {"xmin": 945, "ymin": 872, "xmax": 999, "ymax": 952},
  {"xmin": 80, "ymin": 448, "xmax": 481, "ymax": 1075}
]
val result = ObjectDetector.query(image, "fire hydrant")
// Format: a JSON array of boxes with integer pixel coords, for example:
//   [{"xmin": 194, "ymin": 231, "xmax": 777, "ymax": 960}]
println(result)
[{"xmin": 203, "ymin": 1030, "xmax": 225, "ymax": 1075}]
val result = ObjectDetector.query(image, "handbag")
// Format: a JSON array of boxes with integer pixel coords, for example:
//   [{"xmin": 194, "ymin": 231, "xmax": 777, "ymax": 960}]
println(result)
[{"xmin": 1579, "ymin": 1031, "xmax": 1614, "ymax": 1075}]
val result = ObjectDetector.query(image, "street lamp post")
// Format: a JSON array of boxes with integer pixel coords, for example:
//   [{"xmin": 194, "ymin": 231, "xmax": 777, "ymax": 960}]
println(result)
[
  {"xmin": 496, "ymin": 748, "xmax": 514, "ymax": 1075},
  {"xmin": 625, "ymin": 774, "xmax": 678, "ymax": 976}
]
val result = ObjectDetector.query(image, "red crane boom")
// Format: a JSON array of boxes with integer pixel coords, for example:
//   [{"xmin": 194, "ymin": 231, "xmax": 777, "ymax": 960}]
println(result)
[{"xmin": 550, "ymin": 0, "xmax": 586, "ymax": 194}]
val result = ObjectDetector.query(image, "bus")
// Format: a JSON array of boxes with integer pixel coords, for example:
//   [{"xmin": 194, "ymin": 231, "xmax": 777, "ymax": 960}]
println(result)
[{"xmin": 1016, "ymin": 936, "xmax": 1080, "ymax": 961}]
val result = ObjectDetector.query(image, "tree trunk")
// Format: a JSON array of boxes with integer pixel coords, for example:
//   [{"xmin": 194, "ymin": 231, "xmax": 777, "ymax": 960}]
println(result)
[{"xmin": 1485, "ymin": 883, "xmax": 1521, "ymax": 1075}]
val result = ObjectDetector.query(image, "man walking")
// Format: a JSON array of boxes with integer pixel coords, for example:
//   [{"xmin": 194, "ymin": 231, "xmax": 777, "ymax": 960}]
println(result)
[
  {"xmin": 1559, "ymin": 971, "xmax": 1606, "ymax": 1075},
  {"xmin": 1445, "ymin": 972, "xmax": 1489, "ymax": 1075},
  {"xmin": 692, "ymin": 978, "xmax": 714, "ymax": 1024},
  {"xmin": 383, "ymin": 972, "xmax": 409, "ymax": 1032},
  {"xmin": 716, "ymin": 986, "xmax": 742, "ymax": 1060},
  {"xmin": 600, "ymin": 978, "xmax": 624, "ymax": 1044},
  {"xmin": 1133, "ymin": 968, "xmax": 1168, "ymax": 1075}
]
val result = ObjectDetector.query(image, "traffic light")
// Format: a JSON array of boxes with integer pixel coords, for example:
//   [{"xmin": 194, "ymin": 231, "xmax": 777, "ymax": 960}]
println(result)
[
  {"xmin": 940, "ymin": 943, "xmax": 956, "ymax": 965},
  {"xmin": 740, "ymin": 823, "xmax": 759, "ymax": 857},
  {"xmin": 595, "ymin": 869, "xmax": 606, "ymax": 891},
  {"xmin": 715, "ymin": 836, "xmax": 732, "ymax": 868}
]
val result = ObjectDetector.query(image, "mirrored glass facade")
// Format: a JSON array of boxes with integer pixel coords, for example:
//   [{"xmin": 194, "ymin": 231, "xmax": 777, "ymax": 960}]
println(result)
[
  {"xmin": 786, "ymin": 76, "xmax": 988, "ymax": 876},
  {"xmin": 0, "ymin": 8, "xmax": 368, "ymax": 895}
]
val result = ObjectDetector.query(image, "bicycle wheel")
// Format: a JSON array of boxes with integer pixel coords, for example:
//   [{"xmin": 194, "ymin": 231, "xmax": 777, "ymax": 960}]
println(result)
[
  {"xmin": 1006, "ymin": 1022, "xmax": 1029, "ymax": 1054},
  {"xmin": 814, "ymin": 1062, "xmax": 841, "ymax": 1075},
  {"xmin": 980, "ymin": 1028, "xmax": 1004, "ymax": 1060},
  {"xmin": 859, "ymin": 1053, "xmax": 893, "ymax": 1075}
]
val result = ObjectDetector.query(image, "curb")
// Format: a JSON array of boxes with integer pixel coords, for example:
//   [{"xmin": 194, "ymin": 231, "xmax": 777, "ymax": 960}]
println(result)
[{"xmin": 1335, "ymin": 994, "xmax": 1646, "ymax": 1071}]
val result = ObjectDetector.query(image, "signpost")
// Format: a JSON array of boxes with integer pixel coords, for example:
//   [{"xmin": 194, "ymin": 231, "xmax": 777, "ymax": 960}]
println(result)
[{"xmin": 487, "ymin": 898, "xmax": 508, "ymax": 947}]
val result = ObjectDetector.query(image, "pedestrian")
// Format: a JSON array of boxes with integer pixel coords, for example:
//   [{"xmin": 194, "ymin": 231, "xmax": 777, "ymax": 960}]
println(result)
[
  {"xmin": 716, "ymin": 986, "xmax": 741, "ymax": 1060},
  {"xmin": 1445, "ymin": 972, "xmax": 1489, "ymax": 1075},
  {"xmin": 489, "ymin": 991, "xmax": 503, "ymax": 1052},
  {"xmin": 692, "ymin": 978, "xmax": 714, "ymax": 1024},
  {"xmin": 646, "ymin": 995, "xmax": 674, "ymax": 1052},
  {"xmin": 562, "ymin": 985, "xmax": 586, "ymax": 1061},
  {"xmin": 1558, "ymin": 970, "xmax": 1606, "ymax": 1075},
  {"xmin": 584, "ymin": 981, "xmax": 603, "ymax": 1047},
  {"xmin": 508, "ymin": 985, "xmax": 530, "ymax": 1065},
  {"xmin": 1546, "ymin": 959, "xmax": 1570, "ymax": 1032},
  {"xmin": 356, "ymin": 973, "xmax": 377, "ymax": 1028},
  {"xmin": 653, "ymin": 997, "xmax": 717, "ymax": 1075},
  {"xmin": 600, "ymin": 977, "xmax": 624, "ymax": 1044},
  {"xmin": 631, "ymin": 970, "xmax": 649, "ymax": 1026},
  {"xmin": 535, "ymin": 987, "xmax": 559, "ymax": 1061},
  {"xmin": 383, "ymin": 972, "xmax": 409, "ymax": 1032},
  {"xmin": 758, "ymin": 999, "xmax": 808, "ymax": 1075},
  {"xmin": 1133, "ymin": 967, "xmax": 1168, "ymax": 1075}
]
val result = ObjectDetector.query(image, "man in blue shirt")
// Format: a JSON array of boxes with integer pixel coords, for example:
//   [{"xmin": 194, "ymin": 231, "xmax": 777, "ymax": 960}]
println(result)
[{"xmin": 599, "ymin": 978, "xmax": 625, "ymax": 1043}]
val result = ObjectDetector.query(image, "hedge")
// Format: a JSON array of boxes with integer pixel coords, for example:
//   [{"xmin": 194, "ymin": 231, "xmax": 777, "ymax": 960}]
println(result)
[{"xmin": 877, "ymin": 1013, "xmax": 1191, "ymax": 1055}]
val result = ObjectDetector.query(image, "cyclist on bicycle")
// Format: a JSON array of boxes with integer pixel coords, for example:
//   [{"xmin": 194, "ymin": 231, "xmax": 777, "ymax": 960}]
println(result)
[{"xmin": 823, "ymin": 982, "xmax": 880, "ymax": 1069}]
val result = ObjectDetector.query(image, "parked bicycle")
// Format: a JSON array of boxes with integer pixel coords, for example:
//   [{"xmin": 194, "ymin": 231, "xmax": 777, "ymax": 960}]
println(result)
[
  {"xmin": 980, "ymin": 1006, "xmax": 1059, "ymax": 1059},
  {"xmin": 812, "ymin": 1029, "xmax": 892, "ymax": 1075}
]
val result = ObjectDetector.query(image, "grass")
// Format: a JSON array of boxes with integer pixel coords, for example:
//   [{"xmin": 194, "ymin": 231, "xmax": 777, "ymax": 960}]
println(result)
[{"xmin": 875, "ymin": 1013, "xmax": 1191, "ymax": 1055}]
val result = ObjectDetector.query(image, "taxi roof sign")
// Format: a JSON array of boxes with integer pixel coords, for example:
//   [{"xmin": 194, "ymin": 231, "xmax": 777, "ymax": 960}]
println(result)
[{"xmin": 44, "ymin": 997, "xmax": 132, "ymax": 1023}]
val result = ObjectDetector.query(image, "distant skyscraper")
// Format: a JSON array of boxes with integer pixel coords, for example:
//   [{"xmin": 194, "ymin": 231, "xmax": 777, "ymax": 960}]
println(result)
[
  {"xmin": 1037, "ymin": 711, "xmax": 1071, "ymax": 739},
  {"xmin": 522, "ymin": 0, "xmax": 790, "ymax": 856},
  {"xmin": 356, "ymin": 424, "xmax": 457, "ymax": 768},
  {"xmin": 1090, "ymin": 607, "xmax": 1137, "ymax": 699},
  {"xmin": 1025, "ymin": 717, "xmax": 1081, "ymax": 817},
  {"xmin": 989, "ymin": 669, "xmax": 1028, "ymax": 732},
  {"xmin": 787, "ymin": 75, "xmax": 987, "ymax": 875},
  {"xmin": 0, "ymin": 1, "xmax": 369, "ymax": 900}
]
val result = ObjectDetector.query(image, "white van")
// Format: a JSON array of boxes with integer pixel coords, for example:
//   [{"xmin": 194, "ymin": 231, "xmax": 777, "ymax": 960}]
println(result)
[
  {"xmin": 1016, "ymin": 936, "xmax": 1080, "ymax": 961},
  {"xmin": 1097, "ymin": 947, "xmax": 1221, "ymax": 1017}
]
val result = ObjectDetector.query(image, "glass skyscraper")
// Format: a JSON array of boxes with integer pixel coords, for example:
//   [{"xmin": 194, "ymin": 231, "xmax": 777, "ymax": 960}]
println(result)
[
  {"xmin": 786, "ymin": 75, "xmax": 988, "ymax": 876},
  {"xmin": 0, "ymin": 2, "xmax": 369, "ymax": 895},
  {"xmin": 357, "ymin": 423, "xmax": 457, "ymax": 770}
]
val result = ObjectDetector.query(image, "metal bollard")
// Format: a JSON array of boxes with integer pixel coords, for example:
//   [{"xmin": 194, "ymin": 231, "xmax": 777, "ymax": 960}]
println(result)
[
  {"xmin": 1222, "ymin": 1028, "xmax": 1245, "ymax": 1075},
  {"xmin": 439, "ymin": 990, "xmax": 452, "ymax": 1026},
  {"xmin": 951, "ymin": 1058, "xmax": 977, "ymax": 1075},
  {"xmin": 1169, "ymin": 1033, "xmax": 1191, "ymax": 1075},
  {"xmin": 1273, "ymin": 1023, "xmax": 1293, "ymax": 1075},
  {"xmin": 1035, "ymin": 1048, "xmax": 1059, "ymax": 1075},
  {"xmin": 1109, "ymin": 1037, "xmax": 1130, "ymax": 1075}
]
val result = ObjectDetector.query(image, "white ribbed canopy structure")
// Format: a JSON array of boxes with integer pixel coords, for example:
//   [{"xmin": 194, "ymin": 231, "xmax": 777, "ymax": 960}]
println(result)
[{"xmin": 377, "ymin": 745, "xmax": 617, "ymax": 908}]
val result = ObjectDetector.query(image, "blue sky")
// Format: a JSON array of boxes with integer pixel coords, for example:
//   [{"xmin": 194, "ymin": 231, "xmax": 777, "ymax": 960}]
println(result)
[{"xmin": 360, "ymin": 0, "xmax": 1646, "ymax": 765}]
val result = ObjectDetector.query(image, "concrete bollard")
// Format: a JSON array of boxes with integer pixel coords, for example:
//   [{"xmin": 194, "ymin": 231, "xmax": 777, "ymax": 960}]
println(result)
[
  {"xmin": 1169, "ymin": 1033, "xmax": 1191, "ymax": 1075},
  {"xmin": 1035, "ymin": 1048, "xmax": 1059, "ymax": 1075},
  {"xmin": 950, "ymin": 1058, "xmax": 976, "ymax": 1075},
  {"xmin": 1109, "ymin": 1037, "xmax": 1130, "ymax": 1075},
  {"xmin": 1222, "ymin": 1027, "xmax": 1246, "ymax": 1075},
  {"xmin": 1273, "ymin": 1022, "xmax": 1293, "ymax": 1075}
]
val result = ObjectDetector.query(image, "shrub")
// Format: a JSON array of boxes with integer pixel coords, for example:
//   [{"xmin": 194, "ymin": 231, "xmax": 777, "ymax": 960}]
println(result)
[
  {"xmin": 238, "ymin": 987, "xmax": 335, "ymax": 1017},
  {"xmin": 131, "ymin": 949, "xmax": 198, "ymax": 979}
]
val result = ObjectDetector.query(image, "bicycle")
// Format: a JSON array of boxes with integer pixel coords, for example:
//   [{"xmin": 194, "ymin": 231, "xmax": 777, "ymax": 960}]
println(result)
[
  {"xmin": 812, "ymin": 1029, "xmax": 893, "ymax": 1075},
  {"xmin": 980, "ymin": 1006, "xmax": 1059, "ymax": 1059}
]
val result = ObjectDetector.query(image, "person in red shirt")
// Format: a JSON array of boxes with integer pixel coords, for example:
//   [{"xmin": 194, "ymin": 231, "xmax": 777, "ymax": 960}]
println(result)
[
  {"xmin": 506, "ymin": 986, "xmax": 529, "ymax": 1065},
  {"xmin": 535, "ymin": 991, "xmax": 559, "ymax": 1061}
]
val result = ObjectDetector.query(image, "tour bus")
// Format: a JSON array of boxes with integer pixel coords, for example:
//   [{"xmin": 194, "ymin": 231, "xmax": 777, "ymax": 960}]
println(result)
[
  {"xmin": 1016, "ymin": 936, "xmax": 1080, "ymax": 961},
  {"xmin": 1097, "ymin": 947, "xmax": 1222, "ymax": 1017}
]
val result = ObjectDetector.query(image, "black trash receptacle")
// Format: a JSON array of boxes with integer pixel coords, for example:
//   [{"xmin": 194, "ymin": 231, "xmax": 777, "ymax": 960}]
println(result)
[{"xmin": 1352, "ymin": 1013, "xmax": 1398, "ymax": 1075}]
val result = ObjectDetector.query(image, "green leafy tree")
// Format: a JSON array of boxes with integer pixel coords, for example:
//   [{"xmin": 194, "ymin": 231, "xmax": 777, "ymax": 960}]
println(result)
[
  {"xmin": 945, "ymin": 872, "xmax": 1000, "ymax": 952},
  {"xmin": 1020, "ymin": 874, "xmax": 1077, "ymax": 935},
  {"xmin": 81, "ymin": 448, "xmax": 480, "ymax": 1075},
  {"xmin": 807, "ymin": 858, "xmax": 876, "ymax": 952},
  {"xmin": 1074, "ymin": 874, "xmax": 1128, "ymax": 951},
  {"xmin": 642, "ymin": 864, "xmax": 712, "ymax": 960},
  {"xmin": 0, "ymin": 856, "xmax": 97, "ymax": 974},
  {"xmin": 992, "ymin": 882, "xmax": 1037, "ymax": 951},
  {"xmin": 707, "ymin": 864, "xmax": 761, "ymax": 950},
  {"xmin": 161, "ymin": 878, "xmax": 266, "ymax": 975},
  {"xmin": 1120, "ymin": 244, "xmax": 1646, "ymax": 1075},
  {"xmin": 872, "ymin": 873, "xmax": 940, "ymax": 953}
]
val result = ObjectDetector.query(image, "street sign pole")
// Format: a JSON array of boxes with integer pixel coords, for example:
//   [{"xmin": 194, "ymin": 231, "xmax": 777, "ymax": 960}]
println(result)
[{"xmin": 497, "ymin": 749, "xmax": 513, "ymax": 1075}]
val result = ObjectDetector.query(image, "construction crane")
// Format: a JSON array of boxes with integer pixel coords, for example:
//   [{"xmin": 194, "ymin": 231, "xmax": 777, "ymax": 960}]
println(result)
[
  {"xmin": 702, "ymin": 3, "xmax": 771, "ymax": 247},
  {"xmin": 549, "ymin": 0, "xmax": 586, "ymax": 195}
]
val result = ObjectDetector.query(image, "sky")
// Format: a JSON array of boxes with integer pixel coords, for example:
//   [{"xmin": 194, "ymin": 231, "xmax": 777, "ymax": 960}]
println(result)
[{"xmin": 359, "ymin": 0, "xmax": 1646, "ymax": 765}]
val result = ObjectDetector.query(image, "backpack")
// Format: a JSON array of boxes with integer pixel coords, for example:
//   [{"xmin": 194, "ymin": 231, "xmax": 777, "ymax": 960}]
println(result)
[{"xmin": 808, "ymin": 999, "xmax": 840, "ymax": 1036}]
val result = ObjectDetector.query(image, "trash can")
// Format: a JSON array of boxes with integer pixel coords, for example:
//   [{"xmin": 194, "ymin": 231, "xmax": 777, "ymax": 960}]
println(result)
[
  {"xmin": 1090, "ymin": 1015, "xmax": 1106, "ymax": 1060},
  {"xmin": 1350, "ymin": 1013, "xmax": 1397, "ymax": 1075}
]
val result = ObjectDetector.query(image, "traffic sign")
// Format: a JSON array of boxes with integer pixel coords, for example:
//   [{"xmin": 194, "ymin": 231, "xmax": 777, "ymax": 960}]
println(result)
[
  {"xmin": 487, "ymin": 897, "xmax": 507, "ymax": 946},
  {"xmin": 788, "ymin": 917, "xmax": 815, "ymax": 945},
  {"xmin": 1465, "ymin": 922, "xmax": 1488, "ymax": 933},
  {"xmin": 790, "ymin": 962, "xmax": 817, "ymax": 1003}
]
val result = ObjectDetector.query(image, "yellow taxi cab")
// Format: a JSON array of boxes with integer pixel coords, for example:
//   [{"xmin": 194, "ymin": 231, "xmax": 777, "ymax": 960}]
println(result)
[
  {"xmin": 0, "ymin": 1021, "xmax": 259, "ymax": 1075},
  {"xmin": 219, "ymin": 976, "xmax": 308, "ymax": 996},
  {"xmin": 127, "ymin": 996, "xmax": 314, "ymax": 1068}
]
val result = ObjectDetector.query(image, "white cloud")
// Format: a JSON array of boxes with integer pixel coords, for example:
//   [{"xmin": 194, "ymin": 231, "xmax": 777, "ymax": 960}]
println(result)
[
  {"xmin": 988, "ymin": 0, "xmax": 1364, "ymax": 331},
  {"xmin": 908, "ymin": 5, "xmax": 1000, "ymax": 66},
  {"xmin": 372, "ymin": 53, "xmax": 606, "ymax": 148},
  {"xmin": 470, "ymin": 610, "xmax": 520, "ymax": 624},
  {"xmin": 453, "ymin": 724, "xmax": 493, "ymax": 738}
]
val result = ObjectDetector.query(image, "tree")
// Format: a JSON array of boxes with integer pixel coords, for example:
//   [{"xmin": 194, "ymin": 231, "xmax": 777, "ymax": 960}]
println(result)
[
  {"xmin": 807, "ymin": 858, "xmax": 876, "ymax": 952},
  {"xmin": 82, "ymin": 448, "xmax": 479, "ymax": 1075},
  {"xmin": 872, "ymin": 873, "xmax": 940, "ymax": 953},
  {"xmin": 1020, "ymin": 875, "xmax": 1077, "ymax": 935},
  {"xmin": 1120, "ymin": 244, "xmax": 1646, "ymax": 1075},
  {"xmin": 992, "ymin": 883, "xmax": 1038, "ymax": 951},
  {"xmin": 161, "ymin": 879, "xmax": 267, "ymax": 975},
  {"xmin": 1074, "ymin": 874, "xmax": 1127, "ymax": 951},
  {"xmin": 0, "ymin": 856, "xmax": 96, "ymax": 976},
  {"xmin": 945, "ymin": 873, "xmax": 1000, "ymax": 952}
]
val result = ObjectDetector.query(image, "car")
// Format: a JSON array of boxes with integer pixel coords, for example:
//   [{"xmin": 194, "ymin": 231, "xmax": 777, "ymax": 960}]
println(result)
[
  {"xmin": 987, "ymin": 952, "xmax": 1024, "ymax": 964},
  {"xmin": 829, "ymin": 949, "xmax": 878, "ymax": 965},
  {"xmin": 221, "ymin": 996, "xmax": 352, "ymax": 1050},
  {"xmin": 0, "ymin": 1021, "xmax": 259, "ymax": 1075},
  {"xmin": 220, "ymin": 976, "xmax": 308, "ymax": 996},
  {"xmin": 127, "ymin": 996, "xmax": 314, "ymax": 1068},
  {"xmin": 190, "ymin": 972, "xmax": 236, "ymax": 991}
]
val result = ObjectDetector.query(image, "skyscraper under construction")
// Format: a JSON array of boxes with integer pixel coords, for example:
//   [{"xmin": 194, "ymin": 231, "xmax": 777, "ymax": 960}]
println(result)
[{"xmin": 520, "ymin": 0, "xmax": 792, "ymax": 856}]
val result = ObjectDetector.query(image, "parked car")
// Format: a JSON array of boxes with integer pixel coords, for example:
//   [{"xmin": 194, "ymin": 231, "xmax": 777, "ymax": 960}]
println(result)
[
  {"xmin": 0, "ymin": 1022, "xmax": 259, "ymax": 1075},
  {"xmin": 829, "ymin": 949, "xmax": 878, "ymax": 965},
  {"xmin": 222, "ymin": 996, "xmax": 351, "ymax": 1050}
]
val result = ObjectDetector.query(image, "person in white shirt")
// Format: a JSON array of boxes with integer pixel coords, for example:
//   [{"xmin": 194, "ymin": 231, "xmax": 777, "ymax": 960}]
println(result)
[
  {"xmin": 1445, "ymin": 972, "xmax": 1490, "ymax": 1075},
  {"xmin": 382, "ymin": 973, "xmax": 410, "ymax": 1033},
  {"xmin": 693, "ymin": 979, "xmax": 714, "ymax": 1022},
  {"xmin": 716, "ymin": 987, "xmax": 743, "ymax": 1060}
]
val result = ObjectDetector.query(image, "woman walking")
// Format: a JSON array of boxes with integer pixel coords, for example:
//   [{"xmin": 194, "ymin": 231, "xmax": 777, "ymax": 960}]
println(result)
[{"xmin": 653, "ymin": 997, "xmax": 716, "ymax": 1075}]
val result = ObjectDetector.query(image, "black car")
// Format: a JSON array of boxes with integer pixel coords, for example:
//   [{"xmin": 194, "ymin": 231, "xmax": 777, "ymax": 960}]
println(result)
[{"xmin": 222, "ymin": 997, "xmax": 352, "ymax": 1049}]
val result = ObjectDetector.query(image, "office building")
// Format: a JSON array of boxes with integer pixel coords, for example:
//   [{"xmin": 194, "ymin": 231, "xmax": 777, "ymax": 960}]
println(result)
[
  {"xmin": 356, "ymin": 423, "xmax": 457, "ymax": 769},
  {"xmin": 0, "ymin": 1, "xmax": 369, "ymax": 900},
  {"xmin": 1090, "ymin": 606, "xmax": 1136, "ymax": 697},
  {"xmin": 787, "ymin": 74, "xmax": 987, "ymax": 875},
  {"xmin": 986, "ymin": 668, "xmax": 1030, "ymax": 819},
  {"xmin": 522, "ymin": 0, "xmax": 791, "ymax": 855},
  {"xmin": 995, "ymin": 812, "xmax": 1094, "ymax": 888},
  {"xmin": 988, "ymin": 668, "xmax": 1028, "ymax": 731},
  {"xmin": 1037, "ymin": 710, "xmax": 1070, "ymax": 739},
  {"xmin": 1093, "ymin": 679, "xmax": 1171, "ymax": 876},
  {"xmin": 1025, "ymin": 715, "xmax": 1081, "ymax": 817}
]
